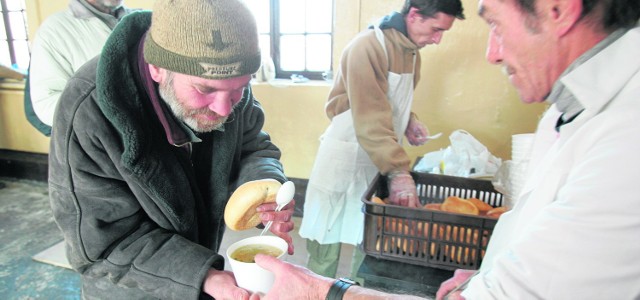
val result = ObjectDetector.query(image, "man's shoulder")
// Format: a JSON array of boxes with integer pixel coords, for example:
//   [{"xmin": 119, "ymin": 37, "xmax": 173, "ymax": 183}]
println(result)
[
  {"xmin": 35, "ymin": 9, "xmax": 94, "ymax": 36},
  {"xmin": 344, "ymin": 30, "xmax": 382, "ymax": 55},
  {"xmin": 351, "ymin": 29, "xmax": 377, "ymax": 44},
  {"xmin": 39, "ymin": 9, "xmax": 78, "ymax": 28}
]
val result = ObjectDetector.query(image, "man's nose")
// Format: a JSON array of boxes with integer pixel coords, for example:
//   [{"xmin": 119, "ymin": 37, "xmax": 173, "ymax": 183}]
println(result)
[
  {"xmin": 485, "ymin": 31, "xmax": 503, "ymax": 64},
  {"xmin": 207, "ymin": 94, "xmax": 233, "ymax": 116},
  {"xmin": 431, "ymin": 32, "xmax": 443, "ymax": 44}
]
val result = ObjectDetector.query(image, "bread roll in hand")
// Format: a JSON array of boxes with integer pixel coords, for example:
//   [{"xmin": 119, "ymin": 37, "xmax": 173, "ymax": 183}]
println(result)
[{"xmin": 224, "ymin": 179, "xmax": 281, "ymax": 231}]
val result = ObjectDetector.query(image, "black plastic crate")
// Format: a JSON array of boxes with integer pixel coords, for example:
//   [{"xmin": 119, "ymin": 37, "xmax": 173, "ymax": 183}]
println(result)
[{"xmin": 361, "ymin": 172, "xmax": 504, "ymax": 271}]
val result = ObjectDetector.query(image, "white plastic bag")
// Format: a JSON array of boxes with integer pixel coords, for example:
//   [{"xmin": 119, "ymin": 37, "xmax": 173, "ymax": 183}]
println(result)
[{"xmin": 413, "ymin": 130, "xmax": 502, "ymax": 177}]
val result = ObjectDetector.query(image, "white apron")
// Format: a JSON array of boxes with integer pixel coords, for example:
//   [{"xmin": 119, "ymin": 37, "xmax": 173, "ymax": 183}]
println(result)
[{"xmin": 299, "ymin": 26, "xmax": 417, "ymax": 245}]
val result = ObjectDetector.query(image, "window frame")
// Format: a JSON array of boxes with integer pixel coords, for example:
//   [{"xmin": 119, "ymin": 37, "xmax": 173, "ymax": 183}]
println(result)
[
  {"xmin": 0, "ymin": 0, "xmax": 29, "ymax": 70},
  {"xmin": 265, "ymin": 0, "xmax": 333, "ymax": 81}
]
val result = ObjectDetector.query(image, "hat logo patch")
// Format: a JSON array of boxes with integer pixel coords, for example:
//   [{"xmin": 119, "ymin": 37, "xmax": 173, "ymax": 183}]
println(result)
[{"xmin": 199, "ymin": 62, "xmax": 242, "ymax": 77}]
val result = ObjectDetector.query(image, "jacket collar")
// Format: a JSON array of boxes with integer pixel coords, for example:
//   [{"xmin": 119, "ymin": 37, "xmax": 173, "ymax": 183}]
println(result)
[
  {"xmin": 95, "ymin": 11, "xmax": 156, "ymax": 169},
  {"xmin": 136, "ymin": 32, "xmax": 201, "ymax": 147},
  {"xmin": 373, "ymin": 12, "xmax": 408, "ymax": 36},
  {"xmin": 370, "ymin": 12, "xmax": 419, "ymax": 51}
]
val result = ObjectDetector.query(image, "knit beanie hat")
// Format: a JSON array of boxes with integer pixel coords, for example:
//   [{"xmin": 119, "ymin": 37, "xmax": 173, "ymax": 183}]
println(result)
[{"xmin": 143, "ymin": 0, "xmax": 261, "ymax": 79}]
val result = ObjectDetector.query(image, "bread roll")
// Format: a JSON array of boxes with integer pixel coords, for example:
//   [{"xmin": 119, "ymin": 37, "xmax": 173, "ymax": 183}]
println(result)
[
  {"xmin": 468, "ymin": 198, "xmax": 493, "ymax": 213},
  {"xmin": 224, "ymin": 179, "xmax": 281, "ymax": 231},
  {"xmin": 423, "ymin": 203, "xmax": 442, "ymax": 211},
  {"xmin": 486, "ymin": 206, "xmax": 508, "ymax": 218},
  {"xmin": 441, "ymin": 196, "xmax": 480, "ymax": 215},
  {"xmin": 371, "ymin": 196, "xmax": 386, "ymax": 204}
]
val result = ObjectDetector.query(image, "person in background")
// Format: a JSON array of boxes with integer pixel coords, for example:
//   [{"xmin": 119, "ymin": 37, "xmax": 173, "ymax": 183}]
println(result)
[
  {"xmin": 245, "ymin": 0, "xmax": 640, "ymax": 298},
  {"xmin": 435, "ymin": 0, "xmax": 640, "ymax": 298},
  {"xmin": 26, "ymin": 0, "xmax": 135, "ymax": 135},
  {"xmin": 299, "ymin": 0, "xmax": 464, "ymax": 283},
  {"xmin": 47, "ymin": 0, "xmax": 294, "ymax": 299}
]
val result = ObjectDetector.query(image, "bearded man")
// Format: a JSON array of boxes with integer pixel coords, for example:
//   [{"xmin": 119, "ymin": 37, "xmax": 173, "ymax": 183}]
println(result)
[{"xmin": 47, "ymin": 0, "xmax": 294, "ymax": 299}]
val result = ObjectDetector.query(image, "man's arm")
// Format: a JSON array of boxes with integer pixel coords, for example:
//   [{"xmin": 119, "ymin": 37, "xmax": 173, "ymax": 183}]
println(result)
[
  {"xmin": 341, "ymin": 32, "xmax": 412, "ymax": 175},
  {"xmin": 251, "ymin": 254, "xmax": 427, "ymax": 300},
  {"xmin": 29, "ymin": 26, "xmax": 77, "ymax": 126}
]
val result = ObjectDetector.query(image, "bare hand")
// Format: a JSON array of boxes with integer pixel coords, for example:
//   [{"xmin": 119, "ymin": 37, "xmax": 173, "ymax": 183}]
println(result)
[
  {"xmin": 257, "ymin": 199, "xmax": 296, "ymax": 254},
  {"xmin": 249, "ymin": 254, "xmax": 333, "ymax": 300},
  {"xmin": 202, "ymin": 269, "xmax": 250, "ymax": 300},
  {"xmin": 435, "ymin": 269, "xmax": 476, "ymax": 300}
]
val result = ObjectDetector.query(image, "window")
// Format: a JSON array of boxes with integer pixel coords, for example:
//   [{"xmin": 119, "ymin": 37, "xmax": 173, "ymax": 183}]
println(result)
[
  {"xmin": 0, "ymin": 0, "xmax": 29, "ymax": 72},
  {"xmin": 245, "ymin": 0, "xmax": 333, "ymax": 81}
]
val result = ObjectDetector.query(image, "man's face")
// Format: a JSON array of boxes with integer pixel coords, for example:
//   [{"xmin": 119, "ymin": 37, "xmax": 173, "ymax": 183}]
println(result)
[
  {"xmin": 406, "ymin": 10, "xmax": 456, "ymax": 48},
  {"xmin": 478, "ymin": 0, "xmax": 557, "ymax": 103},
  {"xmin": 96, "ymin": 0, "xmax": 123, "ymax": 8},
  {"xmin": 86, "ymin": 0, "xmax": 124, "ymax": 12},
  {"xmin": 157, "ymin": 71, "xmax": 250, "ymax": 133}
]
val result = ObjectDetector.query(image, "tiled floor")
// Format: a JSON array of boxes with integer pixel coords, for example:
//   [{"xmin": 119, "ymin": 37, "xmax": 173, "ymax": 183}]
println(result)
[{"xmin": 0, "ymin": 177, "xmax": 354, "ymax": 299}]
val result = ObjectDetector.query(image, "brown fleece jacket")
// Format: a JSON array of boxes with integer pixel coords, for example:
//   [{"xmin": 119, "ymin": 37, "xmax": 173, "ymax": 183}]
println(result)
[{"xmin": 326, "ymin": 25, "xmax": 421, "ymax": 174}]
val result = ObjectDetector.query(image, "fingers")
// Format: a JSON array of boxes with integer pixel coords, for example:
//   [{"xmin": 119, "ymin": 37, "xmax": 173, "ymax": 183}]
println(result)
[
  {"xmin": 203, "ymin": 269, "xmax": 251, "ymax": 300},
  {"xmin": 406, "ymin": 130, "xmax": 428, "ymax": 146},
  {"xmin": 405, "ymin": 119, "xmax": 430, "ymax": 146},
  {"xmin": 259, "ymin": 211, "xmax": 295, "ymax": 234},
  {"xmin": 435, "ymin": 269, "xmax": 476, "ymax": 300},
  {"xmin": 255, "ymin": 200, "xmax": 296, "ymax": 254},
  {"xmin": 249, "ymin": 293, "xmax": 262, "ymax": 300},
  {"xmin": 272, "ymin": 231, "xmax": 295, "ymax": 254},
  {"xmin": 388, "ymin": 172, "xmax": 419, "ymax": 207},
  {"xmin": 254, "ymin": 253, "xmax": 279, "ymax": 271},
  {"xmin": 435, "ymin": 277, "xmax": 458, "ymax": 300},
  {"xmin": 391, "ymin": 191, "xmax": 418, "ymax": 207},
  {"xmin": 258, "ymin": 200, "xmax": 295, "ymax": 222},
  {"xmin": 407, "ymin": 195, "xmax": 421, "ymax": 208}
]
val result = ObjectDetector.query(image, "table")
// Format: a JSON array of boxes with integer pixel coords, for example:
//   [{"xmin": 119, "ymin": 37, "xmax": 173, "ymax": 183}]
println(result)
[{"xmin": 357, "ymin": 255, "xmax": 454, "ymax": 298}]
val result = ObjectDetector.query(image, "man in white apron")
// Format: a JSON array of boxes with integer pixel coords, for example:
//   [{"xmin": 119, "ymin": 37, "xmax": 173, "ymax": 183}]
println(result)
[{"xmin": 299, "ymin": 0, "xmax": 465, "ymax": 282}]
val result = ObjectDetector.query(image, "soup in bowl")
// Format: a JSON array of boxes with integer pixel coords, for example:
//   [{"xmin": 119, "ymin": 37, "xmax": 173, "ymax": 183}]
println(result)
[{"xmin": 226, "ymin": 235, "xmax": 288, "ymax": 293}]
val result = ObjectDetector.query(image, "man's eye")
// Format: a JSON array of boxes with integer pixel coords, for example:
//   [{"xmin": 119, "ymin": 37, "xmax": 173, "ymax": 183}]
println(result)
[{"xmin": 196, "ymin": 87, "xmax": 214, "ymax": 94}]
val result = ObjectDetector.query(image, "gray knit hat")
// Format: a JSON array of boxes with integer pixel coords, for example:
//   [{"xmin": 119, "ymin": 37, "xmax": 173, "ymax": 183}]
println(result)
[{"xmin": 143, "ymin": 0, "xmax": 261, "ymax": 79}]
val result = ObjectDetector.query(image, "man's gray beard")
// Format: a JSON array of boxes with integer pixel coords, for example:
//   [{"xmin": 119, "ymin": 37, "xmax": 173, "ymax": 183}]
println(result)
[
  {"xmin": 97, "ymin": 0, "xmax": 124, "ymax": 9},
  {"xmin": 157, "ymin": 77, "xmax": 225, "ymax": 133}
]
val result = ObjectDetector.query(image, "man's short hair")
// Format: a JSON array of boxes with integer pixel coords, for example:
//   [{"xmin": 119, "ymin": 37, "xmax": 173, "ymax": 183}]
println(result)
[
  {"xmin": 513, "ymin": 0, "xmax": 640, "ymax": 32},
  {"xmin": 401, "ymin": 0, "xmax": 466, "ymax": 20}
]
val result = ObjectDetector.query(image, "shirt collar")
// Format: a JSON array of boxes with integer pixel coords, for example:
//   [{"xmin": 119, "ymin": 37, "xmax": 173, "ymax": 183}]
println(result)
[
  {"xmin": 136, "ymin": 32, "xmax": 201, "ymax": 147},
  {"xmin": 546, "ymin": 28, "xmax": 628, "ymax": 119},
  {"xmin": 69, "ymin": 0, "xmax": 127, "ymax": 29}
]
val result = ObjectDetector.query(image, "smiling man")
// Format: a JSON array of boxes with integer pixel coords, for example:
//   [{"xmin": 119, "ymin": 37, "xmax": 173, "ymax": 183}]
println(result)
[
  {"xmin": 47, "ymin": 0, "xmax": 295, "ymax": 299},
  {"xmin": 235, "ymin": 0, "xmax": 640, "ymax": 298},
  {"xmin": 435, "ymin": 0, "xmax": 640, "ymax": 298}
]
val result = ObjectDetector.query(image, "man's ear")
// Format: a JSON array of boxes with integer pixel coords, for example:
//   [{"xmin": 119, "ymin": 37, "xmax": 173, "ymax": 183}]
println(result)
[
  {"xmin": 407, "ymin": 7, "xmax": 423, "ymax": 23},
  {"xmin": 148, "ymin": 64, "xmax": 163, "ymax": 83},
  {"xmin": 548, "ymin": 0, "xmax": 583, "ymax": 36}
]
